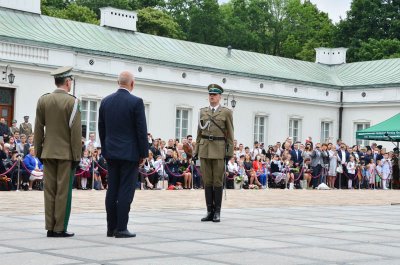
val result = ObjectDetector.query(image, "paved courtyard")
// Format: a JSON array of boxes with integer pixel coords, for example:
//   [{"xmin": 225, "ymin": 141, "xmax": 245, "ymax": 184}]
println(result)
[{"xmin": 1, "ymin": 190, "xmax": 400, "ymax": 265}]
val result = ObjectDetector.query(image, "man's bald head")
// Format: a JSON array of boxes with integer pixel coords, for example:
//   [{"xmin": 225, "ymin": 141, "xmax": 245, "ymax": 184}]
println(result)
[{"xmin": 118, "ymin": 71, "xmax": 135, "ymax": 91}]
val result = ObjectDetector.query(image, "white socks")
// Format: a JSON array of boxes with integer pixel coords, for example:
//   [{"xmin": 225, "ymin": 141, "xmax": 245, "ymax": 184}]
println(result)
[
  {"xmin": 81, "ymin": 178, "xmax": 87, "ymax": 189},
  {"xmin": 348, "ymin": 179, "xmax": 352, "ymax": 189}
]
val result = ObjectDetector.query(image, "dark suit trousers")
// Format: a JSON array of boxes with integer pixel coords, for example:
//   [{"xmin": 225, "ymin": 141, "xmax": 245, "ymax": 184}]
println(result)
[{"xmin": 106, "ymin": 159, "xmax": 139, "ymax": 231}]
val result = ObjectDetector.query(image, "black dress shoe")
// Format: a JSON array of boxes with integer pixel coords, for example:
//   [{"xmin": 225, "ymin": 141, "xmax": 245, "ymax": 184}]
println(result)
[
  {"xmin": 114, "ymin": 230, "xmax": 136, "ymax": 238},
  {"xmin": 47, "ymin": 230, "xmax": 54, "ymax": 237},
  {"xmin": 201, "ymin": 212, "xmax": 214, "ymax": 222},
  {"xmin": 213, "ymin": 212, "xmax": 221, "ymax": 222},
  {"xmin": 53, "ymin": 231, "xmax": 75, "ymax": 237},
  {"xmin": 107, "ymin": 229, "xmax": 116, "ymax": 237}
]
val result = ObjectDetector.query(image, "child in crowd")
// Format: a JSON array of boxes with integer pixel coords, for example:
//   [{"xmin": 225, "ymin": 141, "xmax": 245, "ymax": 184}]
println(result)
[
  {"xmin": 262, "ymin": 157, "xmax": 271, "ymax": 189},
  {"xmin": 346, "ymin": 155, "xmax": 356, "ymax": 189},
  {"xmin": 367, "ymin": 159, "xmax": 376, "ymax": 189},
  {"xmin": 381, "ymin": 153, "xmax": 391, "ymax": 190},
  {"xmin": 79, "ymin": 149, "xmax": 91, "ymax": 190},
  {"xmin": 375, "ymin": 159, "xmax": 383, "ymax": 189}
]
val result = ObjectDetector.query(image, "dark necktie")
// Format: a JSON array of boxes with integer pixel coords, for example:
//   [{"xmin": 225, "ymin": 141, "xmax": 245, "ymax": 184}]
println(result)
[{"xmin": 212, "ymin": 108, "xmax": 215, "ymax": 114}]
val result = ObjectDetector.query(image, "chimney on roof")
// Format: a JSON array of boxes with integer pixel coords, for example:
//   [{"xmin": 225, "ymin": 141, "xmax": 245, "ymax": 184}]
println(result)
[
  {"xmin": 100, "ymin": 7, "xmax": 137, "ymax": 32},
  {"xmin": 315, "ymin": 47, "xmax": 348, "ymax": 65},
  {"xmin": 227, "ymin": 45, "xmax": 232, "ymax": 57},
  {"xmin": 0, "ymin": 0, "xmax": 41, "ymax": 14}
]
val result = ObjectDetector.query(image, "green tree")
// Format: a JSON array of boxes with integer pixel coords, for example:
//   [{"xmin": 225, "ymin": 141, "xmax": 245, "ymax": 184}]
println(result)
[
  {"xmin": 218, "ymin": 0, "xmax": 263, "ymax": 52},
  {"xmin": 188, "ymin": 0, "xmax": 226, "ymax": 46},
  {"xmin": 354, "ymin": 38, "xmax": 400, "ymax": 61},
  {"xmin": 137, "ymin": 7, "xmax": 185, "ymax": 39},
  {"xmin": 336, "ymin": 0, "xmax": 400, "ymax": 62},
  {"xmin": 280, "ymin": 0, "xmax": 334, "ymax": 61},
  {"xmin": 165, "ymin": 0, "xmax": 192, "ymax": 38},
  {"xmin": 44, "ymin": 2, "xmax": 99, "ymax": 24}
]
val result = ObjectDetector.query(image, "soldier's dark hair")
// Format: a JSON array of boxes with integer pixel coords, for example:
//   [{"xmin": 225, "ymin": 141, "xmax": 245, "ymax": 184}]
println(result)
[
  {"xmin": 186, "ymin": 135, "xmax": 192, "ymax": 139},
  {"xmin": 54, "ymin": 77, "xmax": 68, "ymax": 87}
]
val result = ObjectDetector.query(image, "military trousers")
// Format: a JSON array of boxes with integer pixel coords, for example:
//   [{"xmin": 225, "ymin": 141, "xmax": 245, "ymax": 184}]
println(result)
[
  {"xmin": 43, "ymin": 159, "xmax": 74, "ymax": 232},
  {"xmin": 200, "ymin": 158, "xmax": 225, "ymax": 187}
]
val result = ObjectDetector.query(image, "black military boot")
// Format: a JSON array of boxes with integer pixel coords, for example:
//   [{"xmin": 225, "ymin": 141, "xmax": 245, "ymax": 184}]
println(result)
[
  {"xmin": 201, "ymin": 186, "xmax": 214, "ymax": 222},
  {"xmin": 213, "ymin": 186, "xmax": 223, "ymax": 222}
]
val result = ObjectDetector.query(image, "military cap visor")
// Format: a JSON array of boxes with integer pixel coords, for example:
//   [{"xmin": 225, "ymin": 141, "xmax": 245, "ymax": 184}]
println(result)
[
  {"xmin": 51, "ymin": 66, "xmax": 73, "ymax": 78},
  {"xmin": 208, "ymin": 84, "xmax": 224, "ymax": 94}
]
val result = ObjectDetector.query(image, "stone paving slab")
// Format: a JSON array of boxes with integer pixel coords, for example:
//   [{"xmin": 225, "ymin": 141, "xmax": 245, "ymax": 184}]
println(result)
[
  {"xmin": 1, "ymin": 190, "xmax": 400, "ymax": 264},
  {"xmin": 1, "ymin": 189, "xmax": 400, "ymax": 215}
]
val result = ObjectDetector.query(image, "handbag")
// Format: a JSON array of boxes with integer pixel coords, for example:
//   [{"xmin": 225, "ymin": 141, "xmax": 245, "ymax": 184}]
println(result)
[{"xmin": 336, "ymin": 164, "xmax": 343, "ymax": 174}]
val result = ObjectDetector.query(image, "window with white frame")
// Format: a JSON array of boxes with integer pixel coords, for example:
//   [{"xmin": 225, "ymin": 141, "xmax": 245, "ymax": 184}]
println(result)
[
  {"xmin": 355, "ymin": 122, "xmax": 370, "ymax": 146},
  {"xmin": 321, "ymin": 121, "xmax": 332, "ymax": 143},
  {"xmin": 289, "ymin": 118, "xmax": 302, "ymax": 142},
  {"xmin": 254, "ymin": 115, "xmax": 268, "ymax": 144},
  {"xmin": 175, "ymin": 108, "xmax": 191, "ymax": 140},
  {"xmin": 81, "ymin": 99, "xmax": 99, "ymax": 140}
]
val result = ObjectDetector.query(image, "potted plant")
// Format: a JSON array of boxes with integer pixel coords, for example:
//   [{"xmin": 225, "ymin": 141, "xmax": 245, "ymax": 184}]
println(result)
[{"xmin": 234, "ymin": 175, "xmax": 243, "ymax": 189}]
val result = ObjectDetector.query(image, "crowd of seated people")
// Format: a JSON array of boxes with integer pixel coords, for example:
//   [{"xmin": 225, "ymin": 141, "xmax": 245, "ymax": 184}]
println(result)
[
  {"xmin": 0, "ymin": 120, "xmax": 109, "ymax": 191},
  {"xmin": 1, "ymin": 115, "xmax": 399, "ymax": 192},
  {"xmin": 140, "ymin": 134, "xmax": 399, "ymax": 191}
]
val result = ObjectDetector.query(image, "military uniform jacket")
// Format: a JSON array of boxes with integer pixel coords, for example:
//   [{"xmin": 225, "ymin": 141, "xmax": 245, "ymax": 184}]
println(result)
[
  {"xmin": 19, "ymin": 122, "xmax": 32, "ymax": 136},
  {"xmin": 34, "ymin": 89, "xmax": 82, "ymax": 162},
  {"xmin": 194, "ymin": 106, "xmax": 234, "ymax": 159}
]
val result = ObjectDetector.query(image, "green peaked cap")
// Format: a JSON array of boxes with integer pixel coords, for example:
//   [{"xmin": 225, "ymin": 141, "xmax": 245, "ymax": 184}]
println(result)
[
  {"xmin": 207, "ymin": 84, "xmax": 224, "ymax": 94},
  {"xmin": 51, "ymin": 66, "xmax": 73, "ymax": 78}
]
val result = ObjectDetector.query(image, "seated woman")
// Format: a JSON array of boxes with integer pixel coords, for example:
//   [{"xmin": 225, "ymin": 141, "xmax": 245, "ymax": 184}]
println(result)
[
  {"xmin": 7, "ymin": 150, "xmax": 30, "ymax": 190},
  {"xmin": 226, "ymin": 156, "xmax": 238, "ymax": 189},
  {"xmin": 0, "ymin": 144, "xmax": 11, "ymax": 191},
  {"xmin": 244, "ymin": 154, "xmax": 259, "ymax": 189},
  {"xmin": 270, "ymin": 154, "xmax": 286, "ymax": 187},
  {"xmin": 154, "ymin": 155, "xmax": 168, "ymax": 189},
  {"xmin": 143, "ymin": 151, "xmax": 158, "ymax": 189},
  {"xmin": 165, "ymin": 151, "xmax": 180, "ymax": 186},
  {"xmin": 302, "ymin": 158, "xmax": 313, "ymax": 188},
  {"xmin": 179, "ymin": 153, "xmax": 192, "ymax": 189},
  {"xmin": 252, "ymin": 155, "xmax": 265, "ymax": 189},
  {"xmin": 282, "ymin": 154, "xmax": 295, "ymax": 189},
  {"xmin": 23, "ymin": 146, "xmax": 44, "ymax": 190}
]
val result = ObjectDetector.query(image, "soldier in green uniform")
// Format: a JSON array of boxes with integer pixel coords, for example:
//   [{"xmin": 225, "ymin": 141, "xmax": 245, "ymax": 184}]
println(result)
[
  {"xmin": 19, "ymin": 116, "xmax": 33, "ymax": 136},
  {"xmin": 34, "ymin": 66, "xmax": 82, "ymax": 237},
  {"xmin": 194, "ymin": 84, "xmax": 234, "ymax": 223}
]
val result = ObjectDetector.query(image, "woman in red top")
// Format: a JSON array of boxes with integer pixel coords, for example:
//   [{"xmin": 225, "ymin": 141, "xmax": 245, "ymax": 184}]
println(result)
[{"xmin": 252, "ymin": 155, "xmax": 263, "ymax": 188}]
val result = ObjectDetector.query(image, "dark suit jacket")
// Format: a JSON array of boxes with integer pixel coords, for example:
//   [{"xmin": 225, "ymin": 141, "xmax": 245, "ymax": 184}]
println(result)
[
  {"xmin": 290, "ymin": 149, "xmax": 303, "ymax": 165},
  {"xmin": 373, "ymin": 153, "xmax": 383, "ymax": 162},
  {"xmin": 98, "ymin": 89, "xmax": 148, "ymax": 162},
  {"xmin": 337, "ymin": 150, "xmax": 350, "ymax": 163}
]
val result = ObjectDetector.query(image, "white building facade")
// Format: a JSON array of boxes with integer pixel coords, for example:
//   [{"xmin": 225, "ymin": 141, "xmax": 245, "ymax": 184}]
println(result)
[{"xmin": 0, "ymin": 2, "xmax": 399, "ymax": 149}]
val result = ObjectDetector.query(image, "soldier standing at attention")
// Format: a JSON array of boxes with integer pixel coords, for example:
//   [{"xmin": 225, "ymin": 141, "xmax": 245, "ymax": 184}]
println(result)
[
  {"xmin": 194, "ymin": 84, "xmax": 234, "ymax": 222},
  {"xmin": 20, "ymin": 115, "xmax": 33, "ymax": 136},
  {"xmin": 34, "ymin": 66, "xmax": 82, "ymax": 237}
]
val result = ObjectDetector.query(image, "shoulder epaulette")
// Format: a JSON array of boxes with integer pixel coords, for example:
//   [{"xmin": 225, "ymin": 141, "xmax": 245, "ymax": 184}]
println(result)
[
  {"xmin": 40, "ymin": 93, "xmax": 50, "ymax": 97},
  {"xmin": 67, "ymin": 94, "xmax": 77, "ymax": 99}
]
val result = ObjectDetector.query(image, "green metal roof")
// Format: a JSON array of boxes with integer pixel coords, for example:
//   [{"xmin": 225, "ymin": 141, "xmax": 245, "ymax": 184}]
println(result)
[
  {"xmin": 356, "ymin": 113, "xmax": 400, "ymax": 141},
  {"xmin": 1, "ymin": 7, "xmax": 400, "ymax": 88}
]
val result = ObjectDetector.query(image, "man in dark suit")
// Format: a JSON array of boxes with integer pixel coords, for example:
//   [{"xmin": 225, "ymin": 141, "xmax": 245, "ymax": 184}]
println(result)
[
  {"xmin": 98, "ymin": 71, "xmax": 148, "ymax": 238},
  {"xmin": 290, "ymin": 143, "xmax": 303, "ymax": 166},
  {"xmin": 337, "ymin": 144, "xmax": 350, "ymax": 188}
]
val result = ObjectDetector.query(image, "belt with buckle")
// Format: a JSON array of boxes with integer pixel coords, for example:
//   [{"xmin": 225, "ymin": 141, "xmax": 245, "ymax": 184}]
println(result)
[{"xmin": 201, "ymin": 135, "xmax": 225, "ymax": 141}]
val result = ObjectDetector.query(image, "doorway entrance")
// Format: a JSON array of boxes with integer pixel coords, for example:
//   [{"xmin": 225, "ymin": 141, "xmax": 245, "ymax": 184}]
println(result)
[{"xmin": 0, "ymin": 87, "xmax": 14, "ymax": 127}]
